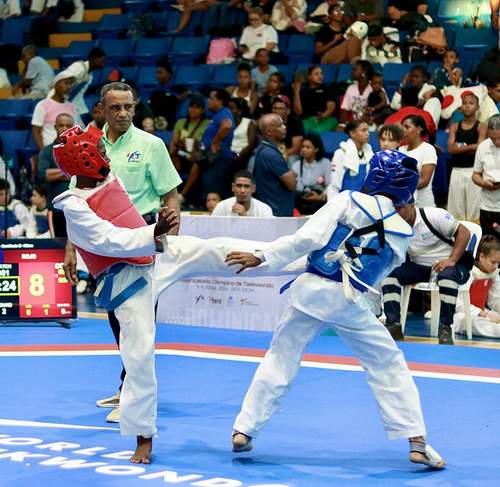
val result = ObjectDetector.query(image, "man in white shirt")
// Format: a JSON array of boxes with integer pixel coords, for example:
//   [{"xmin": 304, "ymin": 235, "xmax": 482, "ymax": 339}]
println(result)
[
  {"xmin": 239, "ymin": 7, "xmax": 279, "ymax": 61},
  {"xmin": 212, "ymin": 170, "xmax": 273, "ymax": 217},
  {"xmin": 472, "ymin": 114, "xmax": 500, "ymax": 236},
  {"xmin": 382, "ymin": 204, "xmax": 472, "ymax": 345},
  {"xmin": 477, "ymin": 76, "xmax": 500, "ymax": 125}
]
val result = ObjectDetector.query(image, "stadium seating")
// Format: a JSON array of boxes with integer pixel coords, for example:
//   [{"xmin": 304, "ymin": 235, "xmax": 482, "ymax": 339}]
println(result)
[
  {"xmin": 134, "ymin": 38, "xmax": 173, "ymax": 65},
  {"xmin": 100, "ymin": 39, "xmax": 136, "ymax": 63},
  {"xmin": 170, "ymin": 36, "xmax": 209, "ymax": 65},
  {"xmin": 95, "ymin": 14, "xmax": 131, "ymax": 38},
  {"xmin": 137, "ymin": 66, "xmax": 160, "ymax": 88},
  {"xmin": 336, "ymin": 64, "xmax": 353, "ymax": 83},
  {"xmin": 59, "ymin": 40, "xmax": 101, "ymax": 66},
  {"xmin": 211, "ymin": 64, "xmax": 238, "ymax": 87},
  {"xmin": 172, "ymin": 65, "xmax": 213, "ymax": 89},
  {"xmin": 286, "ymin": 35, "xmax": 314, "ymax": 64},
  {"xmin": 321, "ymin": 132, "xmax": 348, "ymax": 158}
]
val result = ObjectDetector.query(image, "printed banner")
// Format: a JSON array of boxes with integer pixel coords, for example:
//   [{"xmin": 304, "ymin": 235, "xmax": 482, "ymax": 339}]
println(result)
[{"xmin": 157, "ymin": 215, "xmax": 307, "ymax": 331}]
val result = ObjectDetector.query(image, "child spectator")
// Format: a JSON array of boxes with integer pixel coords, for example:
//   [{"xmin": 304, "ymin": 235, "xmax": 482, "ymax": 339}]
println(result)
[
  {"xmin": 472, "ymin": 114, "xmax": 500, "ymax": 236},
  {"xmin": 292, "ymin": 133, "xmax": 331, "ymax": 214},
  {"xmin": 399, "ymin": 115, "xmax": 437, "ymax": 208},
  {"xmin": 30, "ymin": 185, "xmax": 50, "ymax": 238},
  {"xmin": 361, "ymin": 24, "xmax": 402, "ymax": 66},
  {"xmin": 447, "ymin": 92, "xmax": 487, "ymax": 222},
  {"xmin": 366, "ymin": 72, "xmax": 391, "ymax": 127},
  {"xmin": 292, "ymin": 66, "xmax": 337, "ymax": 133},
  {"xmin": 327, "ymin": 120, "xmax": 373, "ymax": 200},
  {"xmin": 227, "ymin": 63, "xmax": 257, "ymax": 115},
  {"xmin": 453, "ymin": 235, "xmax": 500, "ymax": 338},
  {"xmin": 390, "ymin": 65, "xmax": 436, "ymax": 112},
  {"xmin": 378, "ymin": 123, "xmax": 403, "ymax": 150},
  {"xmin": 339, "ymin": 60, "xmax": 374, "ymax": 125},
  {"xmin": 256, "ymin": 72, "xmax": 287, "ymax": 117},
  {"xmin": 432, "ymin": 49, "xmax": 463, "ymax": 90},
  {"xmin": 0, "ymin": 179, "xmax": 37, "ymax": 238},
  {"xmin": 206, "ymin": 192, "xmax": 221, "ymax": 214},
  {"xmin": 251, "ymin": 48, "xmax": 278, "ymax": 97}
]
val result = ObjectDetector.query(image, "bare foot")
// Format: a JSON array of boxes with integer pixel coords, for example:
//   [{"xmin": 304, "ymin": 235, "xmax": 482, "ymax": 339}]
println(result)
[{"xmin": 130, "ymin": 436, "xmax": 152, "ymax": 464}]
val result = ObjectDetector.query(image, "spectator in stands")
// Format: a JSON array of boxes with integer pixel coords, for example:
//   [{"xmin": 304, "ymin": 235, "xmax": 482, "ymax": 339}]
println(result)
[
  {"xmin": 227, "ymin": 63, "xmax": 257, "ymax": 115},
  {"xmin": 30, "ymin": 184, "xmax": 50, "ymax": 238},
  {"xmin": 205, "ymin": 191, "xmax": 221, "ymax": 214},
  {"xmin": 13, "ymin": 44, "xmax": 54, "ymax": 99},
  {"xmin": 378, "ymin": 123, "xmax": 403, "ymax": 150},
  {"xmin": 31, "ymin": 71, "xmax": 82, "ymax": 150},
  {"xmin": 478, "ymin": 75, "xmax": 500, "ymax": 126},
  {"xmin": 240, "ymin": 7, "xmax": 279, "ymax": 62},
  {"xmin": 361, "ymin": 24, "xmax": 401, "ymax": 66},
  {"xmin": 89, "ymin": 101, "xmax": 105, "ymax": 130},
  {"xmin": 271, "ymin": 0, "xmax": 307, "ymax": 33},
  {"xmin": 390, "ymin": 65, "xmax": 436, "ymax": 113},
  {"xmin": 254, "ymin": 113, "xmax": 297, "ymax": 216},
  {"xmin": 382, "ymin": 203, "xmax": 471, "ymax": 345},
  {"xmin": 272, "ymin": 94, "xmax": 304, "ymax": 162},
  {"xmin": 0, "ymin": 178, "xmax": 36, "ymax": 238},
  {"xmin": 307, "ymin": 0, "xmax": 338, "ymax": 29},
  {"xmin": 173, "ymin": 0, "xmax": 214, "ymax": 33},
  {"xmin": 314, "ymin": 3, "xmax": 361, "ymax": 64},
  {"xmin": 212, "ymin": 170, "xmax": 272, "ymax": 216},
  {"xmin": 256, "ymin": 72, "xmax": 287, "ymax": 117},
  {"xmin": 293, "ymin": 66, "xmax": 337, "ymax": 134},
  {"xmin": 386, "ymin": 0, "xmax": 428, "ymax": 28},
  {"xmin": 399, "ymin": 114, "xmax": 437, "ymax": 208},
  {"xmin": 327, "ymin": 120, "xmax": 373, "ymax": 200},
  {"xmin": 0, "ymin": 135, "xmax": 17, "ymax": 196},
  {"xmin": 447, "ymin": 92, "xmax": 487, "ymax": 222},
  {"xmin": 251, "ymin": 48, "xmax": 278, "ymax": 97},
  {"xmin": 149, "ymin": 59, "xmax": 179, "ymax": 131},
  {"xmin": 200, "ymin": 89, "xmax": 235, "ymax": 200},
  {"xmin": 366, "ymin": 72, "xmax": 391, "ymax": 127},
  {"xmin": 56, "ymin": 47, "xmax": 107, "ymax": 116},
  {"xmin": 292, "ymin": 133, "xmax": 331, "ymax": 214},
  {"xmin": 231, "ymin": 0, "xmax": 274, "ymax": 23},
  {"xmin": 472, "ymin": 114, "xmax": 500, "ymax": 236},
  {"xmin": 339, "ymin": 60, "xmax": 374, "ymax": 126},
  {"xmin": 431, "ymin": 49, "xmax": 463, "ymax": 90},
  {"xmin": 384, "ymin": 86, "xmax": 436, "ymax": 140},
  {"xmin": 229, "ymin": 98, "xmax": 257, "ymax": 172},
  {"xmin": 343, "ymin": 0, "xmax": 383, "ymax": 25},
  {"xmin": 453, "ymin": 235, "xmax": 500, "ymax": 338},
  {"xmin": 170, "ymin": 95, "xmax": 209, "ymax": 206},
  {"xmin": 37, "ymin": 112, "xmax": 74, "ymax": 237},
  {"xmin": 30, "ymin": 0, "xmax": 84, "ymax": 21}
]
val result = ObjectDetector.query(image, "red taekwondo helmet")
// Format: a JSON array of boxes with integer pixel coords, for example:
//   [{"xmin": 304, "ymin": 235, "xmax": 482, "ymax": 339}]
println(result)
[{"xmin": 53, "ymin": 125, "xmax": 111, "ymax": 180}]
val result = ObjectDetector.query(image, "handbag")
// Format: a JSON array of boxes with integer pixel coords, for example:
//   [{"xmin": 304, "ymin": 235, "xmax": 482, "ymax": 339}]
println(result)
[
  {"xmin": 194, "ymin": 149, "xmax": 220, "ymax": 171},
  {"xmin": 417, "ymin": 27, "xmax": 447, "ymax": 52}
]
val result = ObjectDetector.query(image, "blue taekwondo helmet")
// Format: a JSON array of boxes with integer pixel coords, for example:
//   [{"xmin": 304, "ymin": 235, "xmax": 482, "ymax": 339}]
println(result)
[{"xmin": 362, "ymin": 150, "xmax": 419, "ymax": 207}]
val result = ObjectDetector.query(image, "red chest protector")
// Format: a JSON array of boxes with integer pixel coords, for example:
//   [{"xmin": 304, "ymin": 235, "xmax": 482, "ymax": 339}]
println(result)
[
  {"xmin": 469, "ymin": 278, "xmax": 493, "ymax": 310},
  {"xmin": 75, "ymin": 178, "xmax": 155, "ymax": 278}
]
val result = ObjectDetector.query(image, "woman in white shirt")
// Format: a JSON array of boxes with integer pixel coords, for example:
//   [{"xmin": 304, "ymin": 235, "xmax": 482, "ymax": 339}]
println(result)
[
  {"xmin": 292, "ymin": 133, "xmax": 331, "ymax": 214},
  {"xmin": 400, "ymin": 114, "xmax": 438, "ymax": 208},
  {"xmin": 228, "ymin": 97, "xmax": 257, "ymax": 173},
  {"xmin": 239, "ymin": 7, "xmax": 279, "ymax": 61},
  {"xmin": 271, "ymin": 0, "xmax": 307, "ymax": 32}
]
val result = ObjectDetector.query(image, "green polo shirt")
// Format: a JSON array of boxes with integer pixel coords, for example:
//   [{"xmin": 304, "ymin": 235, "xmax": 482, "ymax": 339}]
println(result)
[{"xmin": 102, "ymin": 124, "xmax": 182, "ymax": 215}]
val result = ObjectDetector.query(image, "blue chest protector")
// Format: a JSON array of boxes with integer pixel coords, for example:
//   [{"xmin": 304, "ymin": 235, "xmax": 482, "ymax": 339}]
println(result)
[
  {"xmin": 35, "ymin": 214, "xmax": 49, "ymax": 234},
  {"xmin": 306, "ymin": 192, "xmax": 412, "ymax": 294},
  {"xmin": 0, "ymin": 209, "xmax": 20, "ymax": 232},
  {"xmin": 341, "ymin": 163, "xmax": 367, "ymax": 192}
]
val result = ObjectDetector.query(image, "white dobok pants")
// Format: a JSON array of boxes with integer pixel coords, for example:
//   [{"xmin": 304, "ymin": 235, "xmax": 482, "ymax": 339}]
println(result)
[{"xmin": 447, "ymin": 167, "xmax": 481, "ymax": 222}]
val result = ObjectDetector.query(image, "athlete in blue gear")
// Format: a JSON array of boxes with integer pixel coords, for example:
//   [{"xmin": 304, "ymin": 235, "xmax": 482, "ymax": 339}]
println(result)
[{"xmin": 225, "ymin": 150, "xmax": 446, "ymax": 470}]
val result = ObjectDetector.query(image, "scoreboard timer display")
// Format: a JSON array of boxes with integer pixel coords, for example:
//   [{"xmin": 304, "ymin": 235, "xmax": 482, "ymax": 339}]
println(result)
[{"xmin": 0, "ymin": 239, "xmax": 76, "ymax": 320}]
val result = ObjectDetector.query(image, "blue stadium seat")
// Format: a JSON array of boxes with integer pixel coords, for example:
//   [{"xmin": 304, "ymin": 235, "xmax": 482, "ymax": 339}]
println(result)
[
  {"xmin": 100, "ymin": 39, "xmax": 136, "ymax": 63},
  {"xmin": 0, "ymin": 100, "xmax": 33, "ymax": 120},
  {"xmin": 85, "ymin": 0, "xmax": 121, "ymax": 6},
  {"xmin": 211, "ymin": 64, "xmax": 238, "ymax": 86},
  {"xmin": 0, "ymin": 16, "xmax": 33, "ymax": 45},
  {"xmin": 369, "ymin": 132, "xmax": 379, "ymax": 151},
  {"xmin": 154, "ymin": 130, "xmax": 173, "ymax": 147},
  {"xmin": 170, "ymin": 36, "xmax": 209, "ymax": 64},
  {"xmin": 286, "ymin": 35, "xmax": 314, "ymax": 64},
  {"xmin": 172, "ymin": 65, "xmax": 213, "ymax": 88},
  {"xmin": 59, "ymin": 40, "xmax": 101, "ymax": 65},
  {"xmin": 57, "ymin": 21, "xmax": 99, "ymax": 34},
  {"xmin": 336, "ymin": 64, "xmax": 353, "ymax": 82},
  {"xmin": 134, "ymin": 37, "xmax": 173, "ymax": 65},
  {"xmin": 278, "ymin": 34, "xmax": 290, "ymax": 54},
  {"xmin": 137, "ymin": 67, "xmax": 160, "ymax": 88},
  {"xmin": 276, "ymin": 65, "xmax": 295, "ymax": 84},
  {"xmin": 455, "ymin": 28, "xmax": 497, "ymax": 48},
  {"xmin": 383, "ymin": 63, "xmax": 416, "ymax": 90},
  {"xmin": 319, "ymin": 64, "xmax": 337, "ymax": 84},
  {"xmin": 37, "ymin": 48, "xmax": 67, "ymax": 60},
  {"xmin": 0, "ymin": 130, "xmax": 28, "ymax": 166},
  {"xmin": 95, "ymin": 14, "xmax": 130, "ymax": 38},
  {"xmin": 123, "ymin": 0, "xmax": 151, "ymax": 13},
  {"xmin": 320, "ymin": 132, "xmax": 348, "ymax": 158}
]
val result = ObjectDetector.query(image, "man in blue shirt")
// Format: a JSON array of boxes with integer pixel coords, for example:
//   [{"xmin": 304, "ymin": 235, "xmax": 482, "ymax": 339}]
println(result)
[
  {"xmin": 201, "ymin": 89, "xmax": 235, "ymax": 199},
  {"xmin": 254, "ymin": 113, "xmax": 297, "ymax": 216}
]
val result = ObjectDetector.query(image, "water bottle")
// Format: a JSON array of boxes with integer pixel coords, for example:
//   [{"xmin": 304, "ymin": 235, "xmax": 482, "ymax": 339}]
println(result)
[{"xmin": 428, "ymin": 268, "xmax": 438, "ymax": 289}]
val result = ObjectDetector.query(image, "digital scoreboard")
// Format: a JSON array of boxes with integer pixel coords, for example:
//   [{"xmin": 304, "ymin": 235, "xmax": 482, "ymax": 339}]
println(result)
[{"xmin": 0, "ymin": 239, "xmax": 76, "ymax": 321}]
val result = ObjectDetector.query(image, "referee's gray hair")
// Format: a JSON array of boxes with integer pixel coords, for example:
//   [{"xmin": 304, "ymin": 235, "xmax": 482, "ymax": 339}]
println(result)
[
  {"xmin": 488, "ymin": 114, "xmax": 500, "ymax": 130},
  {"xmin": 100, "ymin": 82, "xmax": 134, "ymax": 104}
]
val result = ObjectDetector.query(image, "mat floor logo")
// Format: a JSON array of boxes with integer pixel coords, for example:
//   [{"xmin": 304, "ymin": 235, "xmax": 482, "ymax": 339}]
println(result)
[{"xmin": 0, "ymin": 434, "xmax": 289, "ymax": 486}]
